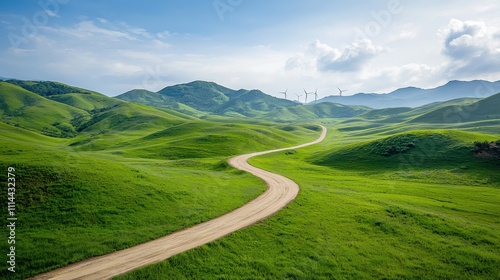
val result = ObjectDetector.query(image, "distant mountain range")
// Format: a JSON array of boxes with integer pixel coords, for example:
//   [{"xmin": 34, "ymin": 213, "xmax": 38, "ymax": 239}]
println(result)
[
  {"xmin": 116, "ymin": 79, "xmax": 500, "ymax": 120},
  {"xmin": 1, "ymin": 79, "xmax": 500, "ymax": 128},
  {"xmin": 317, "ymin": 80, "xmax": 500, "ymax": 109}
]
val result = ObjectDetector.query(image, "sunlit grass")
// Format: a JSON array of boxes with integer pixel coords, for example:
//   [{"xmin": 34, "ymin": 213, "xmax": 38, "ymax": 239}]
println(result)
[{"xmin": 116, "ymin": 123, "xmax": 500, "ymax": 280}]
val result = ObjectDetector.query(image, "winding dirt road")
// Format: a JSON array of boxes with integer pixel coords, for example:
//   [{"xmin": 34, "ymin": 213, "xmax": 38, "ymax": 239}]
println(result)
[{"xmin": 31, "ymin": 125, "xmax": 327, "ymax": 280}]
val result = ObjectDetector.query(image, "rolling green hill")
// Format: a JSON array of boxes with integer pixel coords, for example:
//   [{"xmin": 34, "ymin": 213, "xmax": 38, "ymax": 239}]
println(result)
[
  {"xmin": 354, "ymin": 98, "xmax": 481, "ymax": 124},
  {"xmin": 412, "ymin": 92, "xmax": 500, "ymax": 123},
  {"xmin": 117, "ymin": 80, "xmax": 300, "ymax": 118},
  {"xmin": 2, "ymin": 78, "xmax": 500, "ymax": 279},
  {"xmin": 0, "ymin": 82, "xmax": 90, "ymax": 137},
  {"xmin": 4, "ymin": 79, "xmax": 125, "ymax": 112},
  {"xmin": 116, "ymin": 123, "xmax": 500, "ymax": 280},
  {"xmin": 264, "ymin": 102, "xmax": 370, "ymax": 121},
  {"xmin": 116, "ymin": 89, "xmax": 205, "ymax": 117},
  {"xmin": 0, "ymin": 119, "xmax": 319, "ymax": 279},
  {"xmin": 157, "ymin": 80, "xmax": 235, "ymax": 112},
  {"xmin": 117, "ymin": 81, "xmax": 370, "ymax": 120},
  {"xmin": 358, "ymin": 107, "xmax": 413, "ymax": 119},
  {"xmin": 5, "ymin": 79, "xmax": 94, "ymax": 96},
  {"xmin": 0, "ymin": 80, "xmax": 322, "ymax": 279},
  {"xmin": 49, "ymin": 92, "xmax": 124, "ymax": 112},
  {"xmin": 314, "ymin": 130, "xmax": 499, "ymax": 183}
]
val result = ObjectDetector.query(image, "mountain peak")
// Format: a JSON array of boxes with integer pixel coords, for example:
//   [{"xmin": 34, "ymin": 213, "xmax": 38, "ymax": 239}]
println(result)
[{"xmin": 317, "ymin": 79, "xmax": 500, "ymax": 109}]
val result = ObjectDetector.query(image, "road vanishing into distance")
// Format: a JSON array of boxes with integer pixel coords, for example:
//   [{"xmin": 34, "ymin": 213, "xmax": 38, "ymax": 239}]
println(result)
[{"xmin": 31, "ymin": 125, "xmax": 327, "ymax": 280}]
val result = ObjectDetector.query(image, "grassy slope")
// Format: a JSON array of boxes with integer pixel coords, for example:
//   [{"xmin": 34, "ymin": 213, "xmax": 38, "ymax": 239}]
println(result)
[
  {"xmin": 0, "ymin": 116, "xmax": 319, "ymax": 279},
  {"xmin": 315, "ymin": 130, "xmax": 500, "ymax": 186},
  {"xmin": 264, "ymin": 102, "xmax": 371, "ymax": 122},
  {"xmin": 412, "ymin": 93, "xmax": 500, "ymax": 123},
  {"xmin": 49, "ymin": 92, "xmax": 124, "ymax": 112},
  {"xmin": 120, "ymin": 121, "xmax": 313, "ymax": 160},
  {"xmin": 355, "ymin": 98, "xmax": 481, "ymax": 124},
  {"xmin": 117, "ymin": 123, "xmax": 500, "ymax": 280},
  {"xmin": 0, "ymin": 82, "xmax": 90, "ymax": 137},
  {"xmin": 116, "ymin": 89, "xmax": 206, "ymax": 117}
]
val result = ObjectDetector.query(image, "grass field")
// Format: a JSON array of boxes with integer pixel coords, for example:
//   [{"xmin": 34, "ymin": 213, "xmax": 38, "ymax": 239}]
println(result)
[
  {"xmin": 1, "ymin": 81, "xmax": 499, "ymax": 279},
  {"xmin": 116, "ymin": 122, "xmax": 500, "ymax": 280},
  {"xmin": 0, "ymin": 119, "xmax": 319, "ymax": 279}
]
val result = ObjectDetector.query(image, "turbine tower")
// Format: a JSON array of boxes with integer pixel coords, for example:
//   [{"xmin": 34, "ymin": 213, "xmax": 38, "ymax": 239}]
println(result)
[
  {"xmin": 314, "ymin": 89, "xmax": 319, "ymax": 104},
  {"xmin": 303, "ymin": 88, "xmax": 313, "ymax": 104},
  {"xmin": 295, "ymin": 93, "xmax": 302, "ymax": 103},
  {"xmin": 337, "ymin": 86, "xmax": 348, "ymax": 97},
  {"xmin": 279, "ymin": 89, "xmax": 288, "ymax": 100}
]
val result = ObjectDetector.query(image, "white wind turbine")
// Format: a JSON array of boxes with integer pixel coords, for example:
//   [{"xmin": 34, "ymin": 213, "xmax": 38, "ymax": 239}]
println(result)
[
  {"xmin": 296, "ymin": 93, "xmax": 302, "ymax": 103},
  {"xmin": 337, "ymin": 86, "xmax": 348, "ymax": 97},
  {"xmin": 303, "ymin": 88, "xmax": 313, "ymax": 104},
  {"xmin": 279, "ymin": 89, "xmax": 288, "ymax": 100}
]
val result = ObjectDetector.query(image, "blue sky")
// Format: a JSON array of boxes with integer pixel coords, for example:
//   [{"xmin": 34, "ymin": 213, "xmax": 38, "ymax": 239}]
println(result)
[{"xmin": 1, "ymin": 0, "xmax": 499, "ymax": 98}]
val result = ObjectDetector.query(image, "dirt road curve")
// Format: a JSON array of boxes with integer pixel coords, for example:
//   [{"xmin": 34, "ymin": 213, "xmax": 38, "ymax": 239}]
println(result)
[{"xmin": 31, "ymin": 125, "xmax": 327, "ymax": 280}]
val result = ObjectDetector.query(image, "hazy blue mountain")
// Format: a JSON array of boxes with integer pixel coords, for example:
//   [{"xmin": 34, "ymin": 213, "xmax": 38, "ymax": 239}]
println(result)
[{"xmin": 317, "ymin": 80, "xmax": 500, "ymax": 109}]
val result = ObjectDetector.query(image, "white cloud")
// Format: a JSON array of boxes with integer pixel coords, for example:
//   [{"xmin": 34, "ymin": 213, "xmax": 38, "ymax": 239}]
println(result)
[
  {"xmin": 440, "ymin": 19, "xmax": 500, "ymax": 76},
  {"xmin": 286, "ymin": 39, "xmax": 384, "ymax": 74}
]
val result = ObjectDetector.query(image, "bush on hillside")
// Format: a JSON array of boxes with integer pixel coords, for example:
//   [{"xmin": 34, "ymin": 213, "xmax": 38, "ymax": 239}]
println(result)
[
  {"xmin": 473, "ymin": 140, "xmax": 500, "ymax": 158},
  {"xmin": 372, "ymin": 134, "xmax": 417, "ymax": 157}
]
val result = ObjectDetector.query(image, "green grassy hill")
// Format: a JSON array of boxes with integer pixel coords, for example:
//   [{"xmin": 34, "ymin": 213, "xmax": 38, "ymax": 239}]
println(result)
[
  {"xmin": 49, "ymin": 92, "xmax": 124, "ymax": 112},
  {"xmin": 358, "ymin": 107, "xmax": 413, "ymax": 119},
  {"xmin": 0, "ymin": 120, "xmax": 314, "ymax": 279},
  {"xmin": 5, "ymin": 79, "xmax": 93, "ymax": 96},
  {"xmin": 264, "ymin": 102, "xmax": 370, "ymax": 121},
  {"xmin": 0, "ymin": 93, "xmax": 321, "ymax": 280},
  {"xmin": 0, "ymin": 82, "xmax": 90, "ymax": 137},
  {"xmin": 216, "ymin": 89, "xmax": 295, "ymax": 117},
  {"xmin": 315, "ymin": 130, "xmax": 500, "ymax": 184},
  {"xmin": 4, "ymin": 79, "xmax": 127, "ymax": 112},
  {"xmin": 116, "ymin": 123, "xmax": 500, "ymax": 280},
  {"xmin": 121, "ymin": 121, "xmax": 317, "ymax": 159},
  {"xmin": 157, "ymin": 80, "xmax": 234, "ymax": 112},
  {"xmin": 412, "ymin": 92, "xmax": 500, "ymax": 123},
  {"xmin": 117, "ymin": 81, "xmax": 300, "ymax": 118},
  {"xmin": 117, "ymin": 81, "xmax": 370, "ymax": 120},
  {"xmin": 116, "ymin": 89, "xmax": 205, "ymax": 117},
  {"xmin": 2, "ymin": 78, "xmax": 500, "ymax": 279},
  {"xmin": 0, "ymin": 80, "xmax": 196, "ymax": 143},
  {"xmin": 354, "ymin": 98, "xmax": 481, "ymax": 124}
]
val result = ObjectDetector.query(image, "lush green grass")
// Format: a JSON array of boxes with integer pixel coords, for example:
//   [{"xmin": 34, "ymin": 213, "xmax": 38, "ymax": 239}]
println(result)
[
  {"xmin": 2, "ymin": 79, "xmax": 500, "ymax": 279},
  {"xmin": 116, "ymin": 123, "xmax": 500, "ymax": 280},
  {"xmin": 411, "ymin": 92, "xmax": 500, "ymax": 123},
  {"xmin": 49, "ymin": 92, "xmax": 124, "ymax": 112},
  {"xmin": 315, "ymin": 130, "xmax": 500, "ymax": 186},
  {"xmin": 0, "ymin": 82, "xmax": 90, "ymax": 137},
  {"xmin": 0, "ymin": 117, "xmax": 319, "ymax": 279},
  {"xmin": 263, "ymin": 102, "xmax": 370, "ymax": 122}
]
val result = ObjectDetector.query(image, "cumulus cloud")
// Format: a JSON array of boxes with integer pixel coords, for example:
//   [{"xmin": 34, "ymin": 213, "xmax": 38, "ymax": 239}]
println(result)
[
  {"xmin": 440, "ymin": 19, "xmax": 500, "ymax": 76},
  {"xmin": 286, "ymin": 39, "xmax": 383, "ymax": 73}
]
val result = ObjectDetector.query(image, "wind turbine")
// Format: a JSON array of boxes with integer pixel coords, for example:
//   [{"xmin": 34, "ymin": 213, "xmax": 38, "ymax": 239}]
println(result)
[
  {"xmin": 295, "ymin": 93, "xmax": 302, "ymax": 103},
  {"xmin": 337, "ymin": 86, "xmax": 348, "ymax": 97},
  {"xmin": 314, "ymin": 89, "xmax": 319, "ymax": 104},
  {"xmin": 303, "ymin": 88, "xmax": 313, "ymax": 104},
  {"xmin": 279, "ymin": 89, "xmax": 288, "ymax": 100}
]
